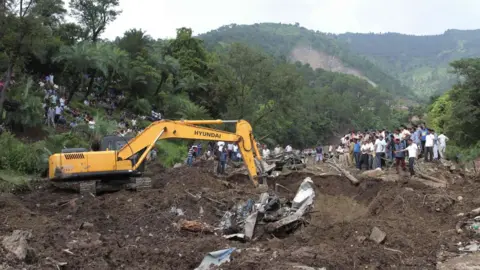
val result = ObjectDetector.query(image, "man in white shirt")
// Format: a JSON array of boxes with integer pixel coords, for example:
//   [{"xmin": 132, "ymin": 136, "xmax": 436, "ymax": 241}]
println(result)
[
  {"xmin": 374, "ymin": 136, "xmax": 387, "ymax": 169},
  {"xmin": 397, "ymin": 139, "xmax": 418, "ymax": 176},
  {"xmin": 437, "ymin": 133, "xmax": 449, "ymax": 160},
  {"xmin": 274, "ymin": 145, "xmax": 282, "ymax": 155},
  {"xmin": 424, "ymin": 130, "xmax": 435, "ymax": 162},
  {"xmin": 285, "ymin": 145, "xmax": 293, "ymax": 152},
  {"xmin": 262, "ymin": 145, "xmax": 270, "ymax": 159},
  {"xmin": 217, "ymin": 141, "xmax": 225, "ymax": 152}
]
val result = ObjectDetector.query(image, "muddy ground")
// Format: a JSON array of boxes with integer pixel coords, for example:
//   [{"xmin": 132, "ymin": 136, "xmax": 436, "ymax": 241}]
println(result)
[{"xmin": 1, "ymin": 160, "xmax": 479, "ymax": 269}]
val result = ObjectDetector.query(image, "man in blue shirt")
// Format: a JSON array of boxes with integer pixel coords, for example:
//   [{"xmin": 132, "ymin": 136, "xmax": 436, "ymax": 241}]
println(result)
[
  {"xmin": 393, "ymin": 139, "xmax": 407, "ymax": 174},
  {"xmin": 218, "ymin": 148, "xmax": 228, "ymax": 175},
  {"xmin": 353, "ymin": 139, "xmax": 361, "ymax": 169},
  {"xmin": 420, "ymin": 124, "xmax": 428, "ymax": 156}
]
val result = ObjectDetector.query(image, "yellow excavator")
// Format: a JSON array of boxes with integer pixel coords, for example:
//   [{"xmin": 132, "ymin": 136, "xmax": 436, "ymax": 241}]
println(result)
[{"xmin": 48, "ymin": 119, "xmax": 265, "ymax": 194}]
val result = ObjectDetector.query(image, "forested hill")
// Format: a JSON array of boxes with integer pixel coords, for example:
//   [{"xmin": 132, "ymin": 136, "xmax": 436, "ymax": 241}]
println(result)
[
  {"xmin": 338, "ymin": 30, "xmax": 480, "ymax": 98},
  {"xmin": 199, "ymin": 23, "xmax": 413, "ymax": 98}
]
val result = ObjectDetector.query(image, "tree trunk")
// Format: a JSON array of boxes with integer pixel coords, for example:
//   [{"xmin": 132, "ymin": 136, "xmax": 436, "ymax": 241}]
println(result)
[
  {"xmin": 83, "ymin": 70, "xmax": 97, "ymax": 99},
  {"xmin": 154, "ymin": 75, "xmax": 167, "ymax": 96},
  {"xmin": 101, "ymin": 73, "xmax": 113, "ymax": 95},
  {"xmin": 0, "ymin": 62, "xmax": 15, "ymax": 123}
]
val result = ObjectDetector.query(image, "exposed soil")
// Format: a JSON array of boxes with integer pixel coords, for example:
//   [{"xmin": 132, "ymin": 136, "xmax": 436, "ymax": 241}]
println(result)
[{"xmin": 1, "ymin": 161, "xmax": 479, "ymax": 269}]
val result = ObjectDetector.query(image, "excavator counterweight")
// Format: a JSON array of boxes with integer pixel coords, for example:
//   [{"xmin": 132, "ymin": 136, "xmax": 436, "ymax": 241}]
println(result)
[{"xmin": 48, "ymin": 119, "xmax": 264, "ymax": 194}]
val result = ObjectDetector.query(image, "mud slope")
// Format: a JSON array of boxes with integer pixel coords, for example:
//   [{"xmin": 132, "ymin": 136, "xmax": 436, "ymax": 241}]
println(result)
[{"xmin": 1, "ymin": 162, "xmax": 478, "ymax": 269}]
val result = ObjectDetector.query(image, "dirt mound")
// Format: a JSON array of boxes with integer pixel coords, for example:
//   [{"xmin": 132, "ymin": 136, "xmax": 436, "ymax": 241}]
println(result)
[{"xmin": 0, "ymin": 165, "xmax": 479, "ymax": 269}]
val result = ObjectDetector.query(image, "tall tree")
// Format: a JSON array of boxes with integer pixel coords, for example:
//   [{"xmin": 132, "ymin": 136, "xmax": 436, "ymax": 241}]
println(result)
[
  {"xmin": 69, "ymin": 0, "xmax": 121, "ymax": 43},
  {"xmin": 69, "ymin": 0, "xmax": 122, "ymax": 99},
  {"xmin": 0, "ymin": 0, "xmax": 66, "ymax": 116}
]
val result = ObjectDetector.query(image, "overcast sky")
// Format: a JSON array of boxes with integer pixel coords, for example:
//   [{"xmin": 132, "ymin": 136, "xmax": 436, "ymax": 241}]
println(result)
[{"xmin": 102, "ymin": 0, "xmax": 480, "ymax": 40}]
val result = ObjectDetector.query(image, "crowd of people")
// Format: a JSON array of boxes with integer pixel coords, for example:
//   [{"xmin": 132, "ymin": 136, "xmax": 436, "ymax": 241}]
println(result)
[
  {"xmin": 37, "ymin": 74, "xmax": 163, "ymax": 138},
  {"xmin": 332, "ymin": 125, "xmax": 450, "ymax": 176}
]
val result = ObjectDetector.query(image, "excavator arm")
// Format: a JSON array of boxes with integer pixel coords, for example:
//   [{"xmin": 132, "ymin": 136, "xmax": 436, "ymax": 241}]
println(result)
[
  {"xmin": 117, "ymin": 119, "xmax": 262, "ymax": 186},
  {"xmin": 48, "ymin": 119, "xmax": 263, "ymax": 187}
]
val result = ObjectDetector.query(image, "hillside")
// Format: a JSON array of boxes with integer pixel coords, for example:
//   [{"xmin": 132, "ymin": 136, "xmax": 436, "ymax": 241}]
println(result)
[
  {"xmin": 199, "ymin": 23, "xmax": 413, "ymax": 98},
  {"xmin": 338, "ymin": 30, "xmax": 480, "ymax": 98}
]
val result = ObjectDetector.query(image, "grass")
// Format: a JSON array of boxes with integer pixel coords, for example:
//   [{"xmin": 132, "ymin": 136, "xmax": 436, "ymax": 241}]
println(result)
[{"xmin": 0, "ymin": 170, "xmax": 32, "ymax": 192}]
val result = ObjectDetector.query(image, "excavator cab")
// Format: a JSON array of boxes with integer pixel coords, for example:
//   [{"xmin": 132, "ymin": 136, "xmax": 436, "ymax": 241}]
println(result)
[{"xmin": 100, "ymin": 135, "xmax": 134, "ymax": 151}]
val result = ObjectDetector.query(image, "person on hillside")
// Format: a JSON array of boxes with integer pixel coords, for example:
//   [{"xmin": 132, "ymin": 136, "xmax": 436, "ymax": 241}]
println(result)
[
  {"xmin": 47, "ymin": 106, "xmax": 55, "ymax": 127},
  {"xmin": 424, "ymin": 130, "xmax": 435, "ymax": 162},
  {"xmin": 353, "ymin": 139, "xmax": 361, "ymax": 169},
  {"xmin": 54, "ymin": 102, "xmax": 62, "ymax": 124},
  {"xmin": 396, "ymin": 139, "xmax": 418, "ymax": 176},
  {"xmin": 315, "ymin": 145, "xmax": 323, "ymax": 163},
  {"xmin": 393, "ymin": 138, "xmax": 407, "ymax": 174},
  {"xmin": 375, "ymin": 135, "xmax": 387, "ymax": 169},
  {"xmin": 438, "ymin": 133, "xmax": 450, "ymax": 159}
]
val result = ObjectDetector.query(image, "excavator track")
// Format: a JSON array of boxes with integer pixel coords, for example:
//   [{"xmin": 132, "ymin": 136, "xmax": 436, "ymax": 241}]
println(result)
[
  {"xmin": 130, "ymin": 177, "xmax": 152, "ymax": 190},
  {"xmin": 79, "ymin": 180, "xmax": 97, "ymax": 195}
]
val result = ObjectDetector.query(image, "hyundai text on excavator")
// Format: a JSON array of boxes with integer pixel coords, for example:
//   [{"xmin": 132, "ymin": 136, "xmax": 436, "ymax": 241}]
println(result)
[{"xmin": 48, "ymin": 119, "xmax": 266, "ymax": 194}]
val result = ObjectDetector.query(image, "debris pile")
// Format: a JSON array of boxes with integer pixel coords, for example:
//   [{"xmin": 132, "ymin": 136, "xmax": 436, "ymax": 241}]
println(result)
[
  {"xmin": 221, "ymin": 177, "xmax": 315, "ymax": 240},
  {"xmin": 267, "ymin": 152, "xmax": 306, "ymax": 171}
]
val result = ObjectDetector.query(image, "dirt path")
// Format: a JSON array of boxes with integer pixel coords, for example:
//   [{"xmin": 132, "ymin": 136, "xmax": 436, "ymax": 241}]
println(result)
[{"xmin": 1, "ymin": 161, "xmax": 479, "ymax": 269}]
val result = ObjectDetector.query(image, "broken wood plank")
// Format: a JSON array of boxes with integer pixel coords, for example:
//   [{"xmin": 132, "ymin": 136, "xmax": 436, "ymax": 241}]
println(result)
[
  {"xmin": 326, "ymin": 160, "xmax": 359, "ymax": 185},
  {"xmin": 417, "ymin": 172, "xmax": 446, "ymax": 184}
]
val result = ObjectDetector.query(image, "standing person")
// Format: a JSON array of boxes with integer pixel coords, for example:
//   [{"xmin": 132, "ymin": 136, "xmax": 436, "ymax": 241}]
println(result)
[
  {"xmin": 424, "ymin": 130, "xmax": 435, "ymax": 162},
  {"xmin": 397, "ymin": 139, "xmax": 418, "ymax": 176},
  {"xmin": 274, "ymin": 145, "xmax": 282, "ymax": 155},
  {"xmin": 432, "ymin": 130, "xmax": 439, "ymax": 160},
  {"xmin": 420, "ymin": 125, "xmax": 428, "ymax": 155},
  {"xmin": 218, "ymin": 148, "xmax": 227, "ymax": 175},
  {"xmin": 328, "ymin": 145, "xmax": 334, "ymax": 159},
  {"xmin": 359, "ymin": 140, "xmax": 371, "ymax": 170},
  {"xmin": 438, "ymin": 133, "xmax": 450, "ymax": 159},
  {"xmin": 315, "ymin": 145, "xmax": 323, "ymax": 163},
  {"xmin": 367, "ymin": 139, "xmax": 375, "ymax": 170},
  {"xmin": 262, "ymin": 144, "xmax": 270, "ymax": 159},
  {"xmin": 227, "ymin": 143, "xmax": 234, "ymax": 159},
  {"xmin": 54, "ymin": 102, "xmax": 62, "ymax": 124},
  {"xmin": 187, "ymin": 146, "xmax": 196, "ymax": 166},
  {"xmin": 285, "ymin": 145, "xmax": 293, "ymax": 153},
  {"xmin": 393, "ymin": 139, "xmax": 407, "ymax": 174},
  {"xmin": 375, "ymin": 135, "xmax": 386, "ymax": 169},
  {"xmin": 47, "ymin": 106, "xmax": 56, "ymax": 127},
  {"xmin": 353, "ymin": 138, "xmax": 361, "ymax": 169}
]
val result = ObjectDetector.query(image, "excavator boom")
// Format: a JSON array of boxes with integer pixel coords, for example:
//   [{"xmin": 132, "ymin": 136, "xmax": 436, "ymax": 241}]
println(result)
[{"xmin": 48, "ymin": 119, "xmax": 263, "ymax": 191}]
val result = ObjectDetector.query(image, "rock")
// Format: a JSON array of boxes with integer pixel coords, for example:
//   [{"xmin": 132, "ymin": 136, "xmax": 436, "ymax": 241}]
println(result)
[
  {"xmin": 438, "ymin": 252, "xmax": 480, "ymax": 270},
  {"xmin": 356, "ymin": 236, "xmax": 367, "ymax": 243},
  {"xmin": 369, "ymin": 227, "xmax": 386, "ymax": 244},
  {"xmin": 291, "ymin": 247, "xmax": 316, "ymax": 259},
  {"xmin": 173, "ymin": 163, "xmax": 183, "ymax": 168},
  {"xmin": 2, "ymin": 230, "xmax": 32, "ymax": 260},
  {"xmin": 359, "ymin": 169, "xmax": 385, "ymax": 179},
  {"xmin": 405, "ymin": 187, "xmax": 414, "ymax": 192},
  {"xmin": 80, "ymin": 222, "xmax": 94, "ymax": 229},
  {"xmin": 457, "ymin": 196, "xmax": 463, "ymax": 202}
]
